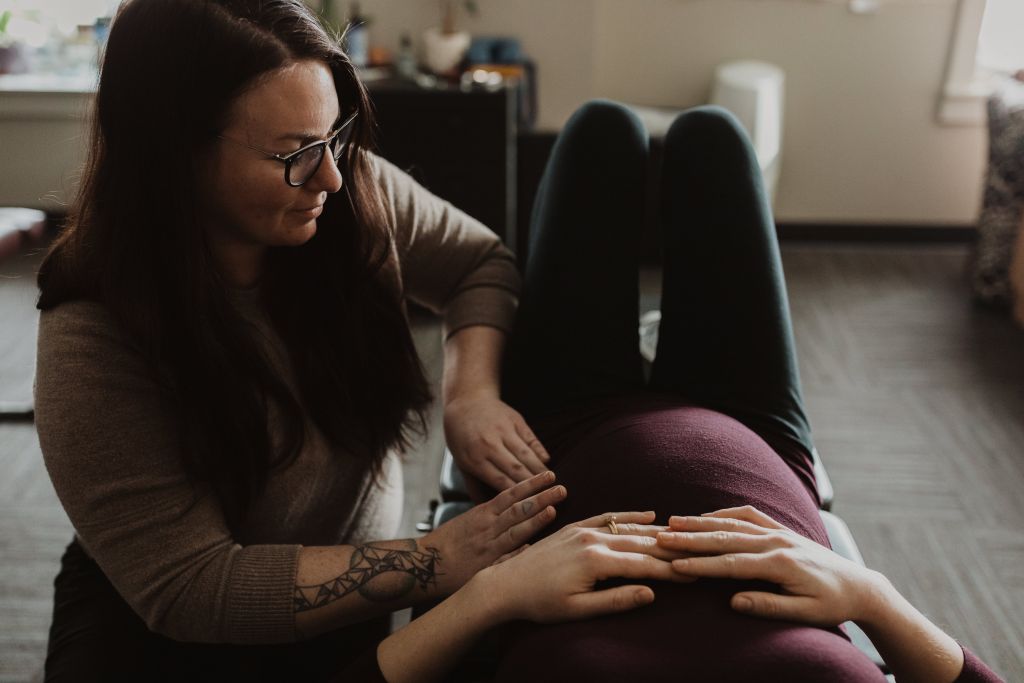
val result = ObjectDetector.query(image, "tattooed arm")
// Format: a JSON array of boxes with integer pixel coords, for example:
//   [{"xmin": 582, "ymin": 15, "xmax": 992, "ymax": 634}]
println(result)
[
  {"xmin": 294, "ymin": 540, "xmax": 441, "ymax": 637},
  {"xmin": 294, "ymin": 472, "xmax": 566, "ymax": 638}
]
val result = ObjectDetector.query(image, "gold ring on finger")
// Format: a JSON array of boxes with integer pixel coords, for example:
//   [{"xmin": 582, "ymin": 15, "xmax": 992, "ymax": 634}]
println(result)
[{"xmin": 606, "ymin": 515, "xmax": 619, "ymax": 535}]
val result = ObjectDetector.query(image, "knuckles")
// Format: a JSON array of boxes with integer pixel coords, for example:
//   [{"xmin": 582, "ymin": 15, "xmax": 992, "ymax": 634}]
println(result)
[
  {"xmin": 739, "ymin": 504, "xmax": 762, "ymax": 518},
  {"xmin": 579, "ymin": 545, "xmax": 605, "ymax": 565},
  {"xmin": 712, "ymin": 530, "xmax": 732, "ymax": 545},
  {"xmin": 756, "ymin": 597, "xmax": 779, "ymax": 617}
]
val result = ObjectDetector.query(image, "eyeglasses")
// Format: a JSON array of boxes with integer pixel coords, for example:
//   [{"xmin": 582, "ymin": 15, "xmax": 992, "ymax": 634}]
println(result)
[{"xmin": 217, "ymin": 111, "xmax": 358, "ymax": 187}]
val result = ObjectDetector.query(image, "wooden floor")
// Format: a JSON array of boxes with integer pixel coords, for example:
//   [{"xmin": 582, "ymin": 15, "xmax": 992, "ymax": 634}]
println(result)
[{"xmin": 1, "ymin": 242, "xmax": 1022, "ymax": 681}]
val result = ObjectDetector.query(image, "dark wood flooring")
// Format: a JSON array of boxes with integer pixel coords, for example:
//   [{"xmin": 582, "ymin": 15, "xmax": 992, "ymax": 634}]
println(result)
[{"xmin": 1, "ymin": 243, "xmax": 1022, "ymax": 681}]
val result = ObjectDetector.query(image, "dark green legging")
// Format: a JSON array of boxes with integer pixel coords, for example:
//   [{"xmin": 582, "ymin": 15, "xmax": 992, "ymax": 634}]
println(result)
[{"xmin": 502, "ymin": 99, "xmax": 814, "ymax": 472}]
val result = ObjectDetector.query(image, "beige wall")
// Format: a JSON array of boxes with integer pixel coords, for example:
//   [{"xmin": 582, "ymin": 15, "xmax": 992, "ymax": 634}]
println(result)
[{"xmin": 358, "ymin": 0, "xmax": 986, "ymax": 225}]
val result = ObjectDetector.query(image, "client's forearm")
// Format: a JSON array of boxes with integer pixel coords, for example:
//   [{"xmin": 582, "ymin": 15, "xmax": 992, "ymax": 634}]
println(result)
[
  {"xmin": 294, "ymin": 539, "xmax": 446, "ymax": 638},
  {"xmin": 377, "ymin": 568, "xmax": 505, "ymax": 683},
  {"xmin": 856, "ymin": 571, "xmax": 964, "ymax": 683}
]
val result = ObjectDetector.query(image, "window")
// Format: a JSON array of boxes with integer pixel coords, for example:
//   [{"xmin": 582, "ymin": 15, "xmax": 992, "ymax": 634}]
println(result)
[
  {"xmin": 976, "ymin": 0, "xmax": 1024, "ymax": 75},
  {"xmin": 938, "ymin": 0, "xmax": 991, "ymax": 126},
  {"xmin": 1, "ymin": 1, "xmax": 117, "ymax": 76}
]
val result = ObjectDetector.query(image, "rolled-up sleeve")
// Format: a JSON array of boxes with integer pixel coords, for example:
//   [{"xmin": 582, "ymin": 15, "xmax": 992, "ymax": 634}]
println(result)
[
  {"xmin": 369, "ymin": 153, "xmax": 521, "ymax": 338},
  {"xmin": 954, "ymin": 645, "xmax": 1006, "ymax": 682}
]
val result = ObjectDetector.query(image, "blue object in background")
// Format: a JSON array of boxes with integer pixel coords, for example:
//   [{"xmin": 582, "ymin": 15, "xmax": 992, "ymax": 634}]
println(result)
[
  {"xmin": 344, "ymin": 2, "xmax": 369, "ymax": 68},
  {"xmin": 464, "ymin": 37, "xmax": 536, "ymax": 129},
  {"xmin": 345, "ymin": 23, "xmax": 368, "ymax": 67},
  {"xmin": 467, "ymin": 37, "xmax": 523, "ymax": 65}
]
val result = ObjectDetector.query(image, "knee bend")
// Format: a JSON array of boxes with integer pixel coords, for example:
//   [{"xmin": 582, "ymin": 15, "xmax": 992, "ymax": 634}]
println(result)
[
  {"xmin": 562, "ymin": 99, "xmax": 648, "ymax": 154},
  {"xmin": 664, "ymin": 104, "xmax": 753, "ymax": 156}
]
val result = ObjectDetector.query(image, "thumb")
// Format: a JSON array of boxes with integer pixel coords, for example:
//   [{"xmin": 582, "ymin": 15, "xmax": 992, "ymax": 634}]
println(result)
[
  {"xmin": 731, "ymin": 592, "xmax": 818, "ymax": 621},
  {"xmin": 567, "ymin": 585, "xmax": 654, "ymax": 620}
]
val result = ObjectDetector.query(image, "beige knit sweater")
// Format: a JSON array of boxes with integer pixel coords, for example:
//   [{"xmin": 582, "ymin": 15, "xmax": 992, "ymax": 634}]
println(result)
[{"xmin": 34, "ymin": 153, "xmax": 521, "ymax": 644}]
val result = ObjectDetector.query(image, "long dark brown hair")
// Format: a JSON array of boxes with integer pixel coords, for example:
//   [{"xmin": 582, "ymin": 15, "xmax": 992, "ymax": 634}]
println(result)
[{"xmin": 37, "ymin": 0, "xmax": 432, "ymax": 530}]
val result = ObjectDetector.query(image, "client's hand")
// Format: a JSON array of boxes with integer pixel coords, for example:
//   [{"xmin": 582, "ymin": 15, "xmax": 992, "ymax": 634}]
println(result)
[
  {"xmin": 422, "ymin": 471, "xmax": 565, "ymax": 595},
  {"xmin": 482, "ymin": 511, "xmax": 697, "ymax": 624},
  {"xmin": 444, "ymin": 394, "xmax": 550, "ymax": 492},
  {"xmin": 658, "ymin": 505, "xmax": 881, "ymax": 627}
]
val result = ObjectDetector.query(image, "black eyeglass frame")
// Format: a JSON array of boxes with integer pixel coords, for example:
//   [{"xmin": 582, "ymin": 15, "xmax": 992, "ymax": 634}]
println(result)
[{"xmin": 217, "ymin": 110, "xmax": 359, "ymax": 187}]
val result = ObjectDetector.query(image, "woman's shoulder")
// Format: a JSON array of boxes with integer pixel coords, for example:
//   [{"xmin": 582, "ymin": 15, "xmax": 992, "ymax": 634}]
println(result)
[
  {"xmin": 37, "ymin": 299, "xmax": 141, "ymax": 371},
  {"xmin": 364, "ymin": 149, "xmax": 407, "ymax": 187},
  {"xmin": 35, "ymin": 299, "xmax": 166, "ymax": 450},
  {"xmin": 363, "ymin": 149, "xmax": 442, "ymax": 222},
  {"xmin": 40, "ymin": 299, "xmax": 112, "ymax": 325}
]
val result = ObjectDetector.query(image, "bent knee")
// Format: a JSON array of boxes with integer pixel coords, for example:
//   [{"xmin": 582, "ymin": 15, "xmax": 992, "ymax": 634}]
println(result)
[
  {"xmin": 665, "ymin": 104, "xmax": 752, "ymax": 152},
  {"xmin": 562, "ymin": 99, "xmax": 648, "ymax": 151}
]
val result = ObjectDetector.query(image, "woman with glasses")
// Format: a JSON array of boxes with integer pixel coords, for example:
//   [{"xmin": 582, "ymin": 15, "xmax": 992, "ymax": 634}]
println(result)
[{"xmin": 34, "ymin": 0, "xmax": 682, "ymax": 680}]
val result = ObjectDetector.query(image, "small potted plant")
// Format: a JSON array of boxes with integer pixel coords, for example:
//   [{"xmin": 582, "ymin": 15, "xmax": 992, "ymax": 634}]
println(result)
[{"xmin": 422, "ymin": 0, "xmax": 477, "ymax": 77}]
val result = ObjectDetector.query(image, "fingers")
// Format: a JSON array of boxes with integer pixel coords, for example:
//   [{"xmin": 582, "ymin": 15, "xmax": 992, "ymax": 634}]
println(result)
[
  {"xmin": 488, "ymin": 472, "xmax": 566, "ymax": 548},
  {"xmin": 600, "ymin": 548, "xmax": 697, "ymax": 583},
  {"xmin": 514, "ymin": 419, "xmax": 551, "ymax": 464},
  {"xmin": 490, "ymin": 471, "xmax": 557, "ymax": 512},
  {"xmin": 477, "ymin": 460, "xmax": 518, "ymax": 491},
  {"xmin": 698, "ymin": 505, "xmax": 790, "ymax": 531},
  {"xmin": 501, "ymin": 505, "xmax": 558, "ymax": 547},
  {"xmin": 574, "ymin": 511, "xmax": 657, "ymax": 530},
  {"xmin": 496, "ymin": 482, "xmax": 567, "ymax": 528},
  {"xmin": 657, "ymin": 530, "xmax": 784, "ymax": 555},
  {"xmin": 488, "ymin": 442, "xmax": 537, "ymax": 484},
  {"xmin": 610, "ymin": 523, "xmax": 668, "ymax": 538},
  {"xmin": 670, "ymin": 552, "xmax": 785, "ymax": 583},
  {"xmin": 565, "ymin": 585, "xmax": 654, "ymax": 620},
  {"xmin": 502, "ymin": 433, "xmax": 549, "ymax": 477},
  {"xmin": 604, "ymin": 533, "xmax": 698, "ymax": 563},
  {"xmin": 731, "ymin": 591, "xmax": 820, "ymax": 623},
  {"xmin": 668, "ymin": 514, "xmax": 774, "ymax": 536}
]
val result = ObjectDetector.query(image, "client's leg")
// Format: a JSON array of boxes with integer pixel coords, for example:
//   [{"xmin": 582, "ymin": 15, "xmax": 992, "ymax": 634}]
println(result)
[
  {"xmin": 650, "ymin": 106, "xmax": 817, "ymax": 501},
  {"xmin": 502, "ymin": 100, "xmax": 647, "ymax": 421},
  {"xmin": 490, "ymin": 105, "xmax": 873, "ymax": 682}
]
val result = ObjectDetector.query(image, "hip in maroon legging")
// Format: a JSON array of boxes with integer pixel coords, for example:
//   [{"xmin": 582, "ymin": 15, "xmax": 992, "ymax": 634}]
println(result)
[{"xmin": 496, "ymin": 99, "xmax": 884, "ymax": 682}]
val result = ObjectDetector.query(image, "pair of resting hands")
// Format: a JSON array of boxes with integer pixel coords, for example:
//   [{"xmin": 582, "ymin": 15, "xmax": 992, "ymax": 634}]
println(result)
[
  {"xmin": 381, "ymin": 470, "xmax": 936, "ymax": 683},
  {"xmin": 422, "ymin": 471, "xmax": 884, "ymax": 629},
  {"xmin": 437, "ymin": 397, "xmax": 881, "ymax": 630}
]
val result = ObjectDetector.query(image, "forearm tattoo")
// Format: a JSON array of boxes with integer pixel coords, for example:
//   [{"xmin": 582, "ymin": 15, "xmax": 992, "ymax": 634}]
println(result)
[{"xmin": 293, "ymin": 540, "xmax": 441, "ymax": 613}]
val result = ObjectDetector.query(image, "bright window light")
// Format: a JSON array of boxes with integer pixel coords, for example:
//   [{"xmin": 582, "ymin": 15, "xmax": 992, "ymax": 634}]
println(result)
[{"xmin": 976, "ymin": 0, "xmax": 1024, "ymax": 74}]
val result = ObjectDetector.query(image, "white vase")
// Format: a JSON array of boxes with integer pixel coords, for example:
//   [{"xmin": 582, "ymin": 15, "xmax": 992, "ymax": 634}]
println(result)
[{"xmin": 421, "ymin": 26, "xmax": 470, "ymax": 75}]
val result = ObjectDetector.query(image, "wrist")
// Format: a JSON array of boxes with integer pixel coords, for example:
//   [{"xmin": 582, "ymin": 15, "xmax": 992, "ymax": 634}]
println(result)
[
  {"xmin": 419, "ymin": 532, "xmax": 458, "ymax": 597},
  {"xmin": 854, "ymin": 568, "xmax": 899, "ymax": 627},
  {"xmin": 443, "ymin": 385, "xmax": 500, "ymax": 408},
  {"xmin": 463, "ymin": 567, "xmax": 515, "ymax": 629}
]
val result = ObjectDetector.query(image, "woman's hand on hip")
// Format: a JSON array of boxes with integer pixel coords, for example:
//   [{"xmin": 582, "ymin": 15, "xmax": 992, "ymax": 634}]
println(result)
[
  {"xmin": 444, "ymin": 394, "xmax": 550, "ymax": 491},
  {"xmin": 658, "ymin": 505, "xmax": 883, "ymax": 627},
  {"xmin": 421, "ymin": 471, "xmax": 565, "ymax": 595},
  {"xmin": 481, "ymin": 510, "xmax": 697, "ymax": 624}
]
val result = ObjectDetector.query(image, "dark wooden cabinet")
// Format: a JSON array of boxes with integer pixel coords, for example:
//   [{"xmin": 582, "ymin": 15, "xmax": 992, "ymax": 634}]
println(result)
[{"xmin": 367, "ymin": 80, "xmax": 518, "ymax": 251}]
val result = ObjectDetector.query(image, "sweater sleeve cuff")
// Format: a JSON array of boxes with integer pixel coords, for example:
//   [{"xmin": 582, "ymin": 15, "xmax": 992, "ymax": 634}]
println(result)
[
  {"xmin": 443, "ymin": 286, "xmax": 519, "ymax": 339},
  {"xmin": 954, "ymin": 644, "xmax": 1006, "ymax": 683},
  {"xmin": 224, "ymin": 544, "xmax": 301, "ymax": 643}
]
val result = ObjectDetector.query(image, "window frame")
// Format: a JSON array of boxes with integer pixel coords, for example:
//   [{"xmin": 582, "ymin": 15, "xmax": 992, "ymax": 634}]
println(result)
[{"xmin": 937, "ymin": 0, "xmax": 995, "ymax": 126}]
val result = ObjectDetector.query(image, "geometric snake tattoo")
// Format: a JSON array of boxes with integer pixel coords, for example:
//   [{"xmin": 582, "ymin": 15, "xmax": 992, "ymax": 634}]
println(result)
[{"xmin": 293, "ymin": 540, "xmax": 442, "ymax": 612}]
